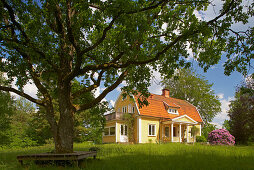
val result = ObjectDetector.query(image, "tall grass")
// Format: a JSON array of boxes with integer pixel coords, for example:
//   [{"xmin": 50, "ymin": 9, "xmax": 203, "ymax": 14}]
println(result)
[{"xmin": 0, "ymin": 143, "xmax": 254, "ymax": 170}]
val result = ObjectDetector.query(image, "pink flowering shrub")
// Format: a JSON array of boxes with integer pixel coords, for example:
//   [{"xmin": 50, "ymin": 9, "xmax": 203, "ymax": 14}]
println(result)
[{"xmin": 208, "ymin": 129, "xmax": 235, "ymax": 146}]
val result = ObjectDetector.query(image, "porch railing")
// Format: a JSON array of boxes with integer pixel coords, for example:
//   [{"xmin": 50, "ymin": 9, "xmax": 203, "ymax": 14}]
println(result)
[{"xmin": 105, "ymin": 112, "xmax": 126, "ymax": 121}]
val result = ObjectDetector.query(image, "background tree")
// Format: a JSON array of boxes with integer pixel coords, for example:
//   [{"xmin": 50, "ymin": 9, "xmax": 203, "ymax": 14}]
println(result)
[
  {"xmin": 6, "ymin": 97, "xmax": 37, "ymax": 147},
  {"xmin": 191, "ymin": 126, "xmax": 199, "ymax": 145},
  {"xmin": 0, "ymin": 73, "xmax": 15, "ymax": 146},
  {"xmin": 228, "ymin": 75, "xmax": 254, "ymax": 145},
  {"xmin": 162, "ymin": 69, "xmax": 221, "ymax": 123},
  {"xmin": 222, "ymin": 120, "xmax": 230, "ymax": 131},
  {"xmin": 0, "ymin": 0, "xmax": 253, "ymax": 153},
  {"xmin": 201, "ymin": 123, "xmax": 216, "ymax": 140}
]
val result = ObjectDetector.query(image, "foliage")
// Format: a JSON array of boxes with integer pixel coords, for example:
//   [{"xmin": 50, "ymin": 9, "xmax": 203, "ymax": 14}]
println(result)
[
  {"xmin": 123, "ymin": 113, "xmax": 135, "ymax": 142},
  {"xmin": 0, "ymin": 0, "xmax": 253, "ymax": 152},
  {"xmin": 196, "ymin": 136, "xmax": 207, "ymax": 143},
  {"xmin": 191, "ymin": 125, "xmax": 199, "ymax": 144},
  {"xmin": 228, "ymin": 75, "xmax": 254, "ymax": 144},
  {"xmin": 5, "ymin": 97, "xmax": 38, "ymax": 147},
  {"xmin": 222, "ymin": 120, "xmax": 230, "ymax": 131},
  {"xmin": 162, "ymin": 69, "xmax": 221, "ymax": 123},
  {"xmin": 202, "ymin": 123, "xmax": 216, "ymax": 140},
  {"xmin": 0, "ymin": 73, "xmax": 15, "ymax": 145},
  {"xmin": 208, "ymin": 129, "xmax": 235, "ymax": 146}
]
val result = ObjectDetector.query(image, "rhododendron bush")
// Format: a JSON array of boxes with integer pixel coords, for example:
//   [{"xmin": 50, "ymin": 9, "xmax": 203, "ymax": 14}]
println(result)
[{"xmin": 208, "ymin": 129, "xmax": 235, "ymax": 145}]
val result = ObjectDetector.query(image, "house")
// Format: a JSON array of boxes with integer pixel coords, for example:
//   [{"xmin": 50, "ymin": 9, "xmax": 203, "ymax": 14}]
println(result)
[{"xmin": 103, "ymin": 89, "xmax": 203, "ymax": 143}]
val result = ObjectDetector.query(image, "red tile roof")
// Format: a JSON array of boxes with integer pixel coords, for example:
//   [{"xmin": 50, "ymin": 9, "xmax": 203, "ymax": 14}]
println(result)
[{"xmin": 134, "ymin": 93, "xmax": 203, "ymax": 123}]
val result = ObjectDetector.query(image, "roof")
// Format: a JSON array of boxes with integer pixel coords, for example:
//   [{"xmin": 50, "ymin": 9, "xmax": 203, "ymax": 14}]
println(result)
[{"xmin": 134, "ymin": 93, "xmax": 203, "ymax": 123}]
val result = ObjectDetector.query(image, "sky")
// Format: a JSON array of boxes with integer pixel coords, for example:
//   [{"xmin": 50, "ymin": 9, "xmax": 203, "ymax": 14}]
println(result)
[{"xmin": 4, "ymin": 0, "xmax": 254, "ymax": 128}]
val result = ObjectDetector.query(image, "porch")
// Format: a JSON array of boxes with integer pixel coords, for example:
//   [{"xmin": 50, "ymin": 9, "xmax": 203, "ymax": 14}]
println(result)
[
  {"xmin": 161, "ymin": 123, "xmax": 194, "ymax": 143},
  {"xmin": 161, "ymin": 114, "xmax": 201, "ymax": 143}
]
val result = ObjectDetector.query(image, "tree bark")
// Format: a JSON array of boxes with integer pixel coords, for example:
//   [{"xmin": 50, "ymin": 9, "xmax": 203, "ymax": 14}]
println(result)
[{"xmin": 54, "ymin": 82, "xmax": 75, "ymax": 153}]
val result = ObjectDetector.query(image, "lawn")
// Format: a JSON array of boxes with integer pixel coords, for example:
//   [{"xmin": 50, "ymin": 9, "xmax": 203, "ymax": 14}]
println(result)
[{"xmin": 0, "ymin": 143, "xmax": 254, "ymax": 170}]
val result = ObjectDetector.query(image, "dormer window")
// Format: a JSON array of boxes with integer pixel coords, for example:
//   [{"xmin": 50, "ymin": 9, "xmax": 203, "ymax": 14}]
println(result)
[{"xmin": 168, "ymin": 108, "xmax": 178, "ymax": 114}]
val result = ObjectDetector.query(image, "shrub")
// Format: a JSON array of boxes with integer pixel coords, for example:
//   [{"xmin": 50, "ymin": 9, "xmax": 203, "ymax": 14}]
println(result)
[
  {"xmin": 196, "ymin": 136, "xmax": 207, "ymax": 142},
  {"xmin": 208, "ymin": 129, "xmax": 235, "ymax": 145}
]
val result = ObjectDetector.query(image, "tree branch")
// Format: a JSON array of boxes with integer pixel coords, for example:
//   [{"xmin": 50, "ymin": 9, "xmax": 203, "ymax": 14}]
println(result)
[
  {"xmin": 76, "ymin": 70, "xmax": 127, "ymax": 112},
  {"xmin": 0, "ymin": 85, "xmax": 44, "ymax": 106},
  {"xmin": 72, "ymin": 70, "xmax": 104, "ymax": 99}
]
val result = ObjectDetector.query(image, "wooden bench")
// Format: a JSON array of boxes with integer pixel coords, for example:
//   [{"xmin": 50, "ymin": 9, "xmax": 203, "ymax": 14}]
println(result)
[{"xmin": 17, "ymin": 151, "xmax": 97, "ymax": 166}]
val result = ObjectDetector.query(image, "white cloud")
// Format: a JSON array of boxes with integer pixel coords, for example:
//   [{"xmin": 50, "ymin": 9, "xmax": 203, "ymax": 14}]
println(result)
[
  {"xmin": 116, "ymin": 86, "xmax": 122, "ymax": 92},
  {"xmin": 23, "ymin": 81, "xmax": 38, "ymax": 99},
  {"xmin": 210, "ymin": 122, "xmax": 222, "ymax": 129},
  {"xmin": 212, "ymin": 96, "xmax": 234, "ymax": 127},
  {"xmin": 149, "ymin": 69, "xmax": 163, "ymax": 95},
  {"xmin": 9, "ymin": 78, "xmax": 38, "ymax": 99},
  {"xmin": 110, "ymin": 100, "xmax": 115, "ymax": 107},
  {"xmin": 217, "ymin": 93, "xmax": 224, "ymax": 99},
  {"xmin": 93, "ymin": 87, "xmax": 101, "ymax": 98}
]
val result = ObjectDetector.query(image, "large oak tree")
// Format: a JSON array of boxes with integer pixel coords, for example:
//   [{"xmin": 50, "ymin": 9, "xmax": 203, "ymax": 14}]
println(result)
[{"xmin": 0, "ymin": 0, "xmax": 253, "ymax": 153}]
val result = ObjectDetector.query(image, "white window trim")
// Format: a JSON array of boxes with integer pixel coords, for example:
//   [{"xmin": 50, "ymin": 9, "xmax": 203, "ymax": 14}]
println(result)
[
  {"xmin": 103, "ymin": 126, "xmax": 116, "ymax": 136},
  {"xmin": 120, "ymin": 124, "xmax": 128, "ymax": 136},
  {"xmin": 168, "ymin": 108, "xmax": 178, "ymax": 115},
  {"xmin": 148, "ymin": 124, "xmax": 156, "ymax": 136}
]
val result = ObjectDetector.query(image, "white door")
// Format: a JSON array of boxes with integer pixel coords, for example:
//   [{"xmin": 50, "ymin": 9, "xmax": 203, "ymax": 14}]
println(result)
[{"xmin": 120, "ymin": 124, "xmax": 128, "ymax": 142}]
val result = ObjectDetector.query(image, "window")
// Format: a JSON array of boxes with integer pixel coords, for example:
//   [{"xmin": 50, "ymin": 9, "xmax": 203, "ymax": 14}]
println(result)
[
  {"xmin": 110, "ymin": 127, "xmax": 115, "ymax": 135},
  {"xmin": 104, "ymin": 127, "xmax": 115, "ymax": 136},
  {"xmin": 165, "ymin": 127, "xmax": 169, "ymax": 137},
  {"xmin": 122, "ymin": 106, "xmax": 127, "ymax": 113},
  {"xmin": 104, "ymin": 128, "xmax": 109, "ymax": 136},
  {"xmin": 148, "ymin": 124, "xmax": 156, "ymax": 136},
  {"xmin": 132, "ymin": 106, "xmax": 135, "ymax": 113},
  {"xmin": 121, "ymin": 125, "xmax": 127, "ymax": 135},
  {"xmin": 168, "ymin": 108, "xmax": 178, "ymax": 114}
]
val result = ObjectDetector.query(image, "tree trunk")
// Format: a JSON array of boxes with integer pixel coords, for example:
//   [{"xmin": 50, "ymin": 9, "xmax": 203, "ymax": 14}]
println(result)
[{"xmin": 52, "ymin": 81, "xmax": 75, "ymax": 153}]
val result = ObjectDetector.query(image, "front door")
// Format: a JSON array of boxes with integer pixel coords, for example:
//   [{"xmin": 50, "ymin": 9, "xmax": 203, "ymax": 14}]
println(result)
[{"xmin": 120, "ymin": 124, "xmax": 128, "ymax": 142}]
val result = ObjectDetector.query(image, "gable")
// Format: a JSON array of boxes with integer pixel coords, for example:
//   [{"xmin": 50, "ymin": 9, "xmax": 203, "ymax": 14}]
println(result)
[
  {"xmin": 114, "ymin": 92, "xmax": 138, "ymax": 114},
  {"xmin": 172, "ymin": 115, "xmax": 197, "ymax": 124}
]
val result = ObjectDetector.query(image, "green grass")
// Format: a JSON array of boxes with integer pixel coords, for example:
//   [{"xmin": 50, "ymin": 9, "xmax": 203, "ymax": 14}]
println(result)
[{"xmin": 1, "ymin": 143, "xmax": 254, "ymax": 170}]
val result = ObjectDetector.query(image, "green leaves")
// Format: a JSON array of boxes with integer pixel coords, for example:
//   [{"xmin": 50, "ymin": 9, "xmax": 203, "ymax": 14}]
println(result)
[{"xmin": 162, "ymin": 69, "xmax": 221, "ymax": 123}]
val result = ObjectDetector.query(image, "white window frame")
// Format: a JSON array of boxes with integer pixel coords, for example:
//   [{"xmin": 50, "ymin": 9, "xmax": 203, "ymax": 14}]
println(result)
[
  {"xmin": 168, "ymin": 108, "xmax": 178, "ymax": 115},
  {"xmin": 148, "ymin": 124, "xmax": 156, "ymax": 136},
  {"xmin": 120, "ymin": 124, "xmax": 128, "ymax": 136},
  {"xmin": 122, "ymin": 106, "xmax": 127, "ymax": 113}
]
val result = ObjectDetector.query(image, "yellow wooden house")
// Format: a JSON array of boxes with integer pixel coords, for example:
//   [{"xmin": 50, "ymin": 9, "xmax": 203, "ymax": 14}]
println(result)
[{"xmin": 103, "ymin": 89, "xmax": 203, "ymax": 143}]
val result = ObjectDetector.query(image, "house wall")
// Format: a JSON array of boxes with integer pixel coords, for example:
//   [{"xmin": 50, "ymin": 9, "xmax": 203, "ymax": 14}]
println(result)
[
  {"xmin": 114, "ymin": 93, "xmax": 139, "ymax": 143},
  {"xmin": 114, "ymin": 94, "xmax": 137, "ymax": 114},
  {"xmin": 102, "ymin": 121, "xmax": 116, "ymax": 143},
  {"xmin": 140, "ymin": 117, "xmax": 160, "ymax": 143},
  {"xmin": 188, "ymin": 124, "xmax": 202, "ymax": 142}
]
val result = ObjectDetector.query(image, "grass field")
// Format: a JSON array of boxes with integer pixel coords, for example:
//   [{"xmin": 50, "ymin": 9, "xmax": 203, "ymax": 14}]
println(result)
[{"xmin": 0, "ymin": 143, "xmax": 254, "ymax": 170}]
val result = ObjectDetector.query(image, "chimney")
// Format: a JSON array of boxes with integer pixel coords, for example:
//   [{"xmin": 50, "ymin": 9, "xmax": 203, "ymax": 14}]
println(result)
[{"xmin": 162, "ymin": 88, "xmax": 170, "ymax": 98}]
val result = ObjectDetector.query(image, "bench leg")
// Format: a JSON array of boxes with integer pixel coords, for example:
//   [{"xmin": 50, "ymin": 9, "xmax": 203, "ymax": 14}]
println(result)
[{"xmin": 18, "ymin": 160, "xmax": 23, "ymax": 166}]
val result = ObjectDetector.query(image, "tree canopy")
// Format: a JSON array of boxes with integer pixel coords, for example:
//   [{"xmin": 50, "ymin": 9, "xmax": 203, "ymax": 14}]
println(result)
[
  {"xmin": 0, "ymin": 0, "xmax": 253, "ymax": 153},
  {"xmin": 228, "ymin": 75, "xmax": 254, "ymax": 144},
  {"xmin": 162, "ymin": 69, "xmax": 221, "ymax": 123}
]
